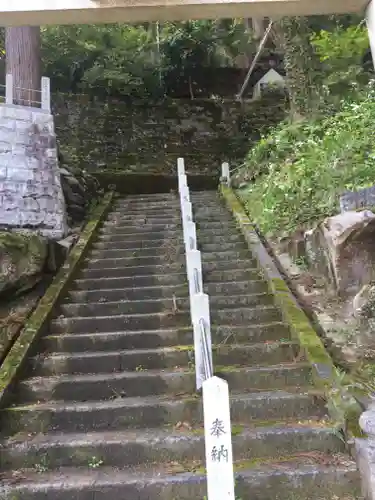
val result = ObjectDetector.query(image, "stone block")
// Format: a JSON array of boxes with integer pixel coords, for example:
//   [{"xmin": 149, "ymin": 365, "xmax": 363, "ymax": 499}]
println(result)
[
  {"xmin": 23, "ymin": 196, "xmax": 42, "ymax": 212},
  {"xmin": 0, "ymin": 166, "xmax": 7, "ymax": 180},
  {"xmin": 0, "ymin": 141, "xmax": 11, "ymax": 153},
  {"xmin": 19, "ymin": 210, "xmax": 45, "ymax": 227},
  {"xmin": 305, "ymin": 211, "xmax": 375, "ymax": 296},
  {"xmin": 7, "ymin": 166, "xmax": 35, "ymax": 182},
  {"xmin": 12, "ymin": 107, "xmax": 33, "ymax": 122},
  {"xmin": 32, "ymin": 110, "xmax": 53, "ymax": 125},
  {"xmin": 15, "ymin": 120, "xmax": 32, "ymax": 133},
  {"xmin": 0, "ymin": 114, "xmax": 15, "ymax": 128}
]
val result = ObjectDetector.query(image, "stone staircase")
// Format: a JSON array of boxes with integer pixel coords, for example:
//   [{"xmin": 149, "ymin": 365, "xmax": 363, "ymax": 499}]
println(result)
[{"xmin": 0, "ymin": 191, "xmax": 361, "ymax": 499}]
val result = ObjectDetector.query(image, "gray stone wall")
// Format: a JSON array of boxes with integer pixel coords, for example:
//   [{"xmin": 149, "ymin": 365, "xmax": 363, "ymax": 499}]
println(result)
[
  {"xmin": 54, "ymin": 94, "xmax": 287, "ymax": 176},
  {"xmin": 0, "ymin": 104, "xmax": 67, "ymax": 240}
]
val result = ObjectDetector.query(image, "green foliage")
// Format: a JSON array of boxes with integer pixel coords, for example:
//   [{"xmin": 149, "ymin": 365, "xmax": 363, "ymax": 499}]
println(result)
[
  {"xmin": 41, "ymin": 24, "xmax": 161, "ymax": 97},
  {"xmin": 235, "ymin": 85, "xmax": 375, "ymax": 236},
  {"xmin": 40, "ymin": 21, "xmax": 254, "ymax": 96},
  {"xmin": 310, "ymin": 23, "xmax": 370, "ymax": 99}
]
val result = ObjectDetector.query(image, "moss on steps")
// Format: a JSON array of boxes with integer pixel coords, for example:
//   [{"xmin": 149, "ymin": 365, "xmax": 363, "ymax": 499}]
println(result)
[{"xmin": 220, "ymin": 184, "xmax": 363, "ymax": 439}]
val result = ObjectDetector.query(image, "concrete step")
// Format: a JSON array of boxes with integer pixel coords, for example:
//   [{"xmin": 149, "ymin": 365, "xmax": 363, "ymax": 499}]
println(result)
[
  {"xmin": 41, "ymin": 322, "xmax": 291, "ymax": 353},
  {"xmin": 1, "ymin": 425, "xmax": 343, "ymax": 472},
  {"xmin": 90, "ymin": 240, "xmax": 248, "ymax": 258},
  {"xmin": 113, "ymin": 200, "xmax": 181, "ymax": 209},
  {"xmin": 84, "ymin": 249, "xmax": 256, "ymax": 269},
  {"xmin": 101, "ymin": 220, "xmax": 238, "ymax": 232},
  {"xmin": 61, "ymin": 293, "xmax": 273, "ymax": 316},
  {"xmin": 103, "ymin": 213, "xmax": 181, "ymax": 224},
  {"xmin": 73, "ymin": 272, "xmax": 188, "ymax": 290},
  {"xmin": 99, "ymin": 226, "xmax": 241, "ymax": 241},
  {"xmin": 67, "ymin": 280, "xmax": 266, "ymax": 303},
  {"xmin": 68, "ymin": 283, "xmax": 189, "ymax": 302},
  {"xmin": 97, "ymin": 230, "xmax": 182, "ymax": 243},
  {"xmin": 0, "ymin": 390, "xmax": 327, "ymax": 435},
  {"xmin": 30, "ymin": 342, "xmax": 299, "ymax": 376},
  {"xmin": 100, "ymin": 223, "xmax": 182, "ymax": 234},
  {"xmin": 106, "ymin": 212, "xmax": 233, "ymax": 223},
  {"xmin": 50, "ymin": 305, "xmax": 282, "ymax": 334},
  {"xmin": 78, "ymin": 260, "xmax": 258, "ymax": 280},
  {"xmin": 0, "ymin": 461, "xmax": 360, "ymax": 500},
  {"xmin": 17, "ymin": 364, "xmax": 311, "ymax": 402},
  {"xmin": 95, "ymin": 231, "xmax": 244, "ymax": 245},
  {"xmin": 72, "ymin": 268, "xmax": 262, "ymax": 290},
  {"xmin": 115, "ymin": 194, "xmax": 179, "ymax": 203},
  {"xmin": 109, "ymin": 207, "xmax": 181, "ymax": 216},
  {"xmin": 0, "ymin": 460, "xmax": 360, "ymax": 500}
]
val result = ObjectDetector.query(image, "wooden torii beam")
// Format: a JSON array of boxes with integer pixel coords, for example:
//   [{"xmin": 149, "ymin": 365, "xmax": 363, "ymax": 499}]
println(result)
[{"xmin": 0, "ymin": 0, "xmax": 369, "ymax": 27}]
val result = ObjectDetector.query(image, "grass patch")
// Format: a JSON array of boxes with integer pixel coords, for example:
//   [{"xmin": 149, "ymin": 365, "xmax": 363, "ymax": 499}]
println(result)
[{"xmin": 234, "ymin": 85, "xmax": 375, "ymax": 236}]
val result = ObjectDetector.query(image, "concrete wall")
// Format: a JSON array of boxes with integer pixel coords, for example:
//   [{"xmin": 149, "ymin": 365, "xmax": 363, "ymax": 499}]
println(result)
[{"xmin": 0, "ymin": 104, "xmax": 67, "ymax": 240}]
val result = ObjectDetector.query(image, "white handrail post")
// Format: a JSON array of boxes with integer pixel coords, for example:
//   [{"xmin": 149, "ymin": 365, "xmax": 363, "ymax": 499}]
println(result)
[
  {"xmin": 221, "ymin": 162, "xmax": 230, "ymax": 186},
  {"xmin": 179, "ymin": 173, "xmax": 187, "ymax": 192},
  {"xmin": 182, "ymin": 200, "xmax": 193, "ymax": 224},
  {"xmin": 192, "ymin": 292, "xmax": 212, "ymax": 390},
  {"xmin": 203, "ymin": 376, "xmax": 235, "ymax": 500},
  {"xmin": 180, "ymin": 185, "xmax": 190, "ymax": 203},
  {"xmin": 5, "ymin": 74, "xmax": 13, "ymax": 105},
  {"xmin": 186, "ymin": 249, "xmax": 203, "ymax": 321},
  {"xmin": 186, "ymin": 249, "xmax": 203, "ymax": 290},
  {"xmin": 41, "ymin": 76, "xmax": 51, "ymax": 112},
  {"xmin": 184, "ymin": 220, "xmax": 196, "ymax": 250},
  {"xmin": 177, "ymin": 157, "xmax": 185, "ymax": 177}
]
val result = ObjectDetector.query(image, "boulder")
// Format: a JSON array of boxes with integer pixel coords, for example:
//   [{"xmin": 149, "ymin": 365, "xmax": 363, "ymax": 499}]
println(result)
[
  {"xmin": 305, "ymin": 211, "xmax": 375, "ymax": 296},
  {"xmin": 59, "ymin": 166, "xmax": 101, "ymax": 226},
  {"xmin": 0, "ymin": 232, "xmax": 48, "ymax": 297}
]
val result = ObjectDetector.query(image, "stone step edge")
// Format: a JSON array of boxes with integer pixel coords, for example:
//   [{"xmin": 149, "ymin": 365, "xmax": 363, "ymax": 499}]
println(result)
[
  {"xmin": 72, "ymin": 270, "xmax": 260, "ymax": 287},
  {"xmin": 79, "ymin": 261, "xmax": 256, "ymax": 275},
  {"xmin": 51, "ymin": 305, "xmax": 279, "ymax": 323},
  {"xmin": 61, "ymin": 292, "xmax": 271, "ymax": 308},
  {"xmin": 42, "ymin": 320, "xmax": 288, "ymax": 341},
  {"xmin": 29, "ymin": 341, "xmax": 300, "ymax": 361},
  {"xmin": 19, "ymin": 362, "xmax": 312, "ymax": 386},
  {"xmin": 1, "ymin": 423, "xmax": 339, "ymax": 452},
  {"xmin": 2, "ymin": 389, "xmax": 325, "ymax": 413},
  {"xmin": 70, "ymin": 279, "xmax": 264, "ymax": 295},
  {"xmin": 0, "ymin": 461, "xmax": 359, "ymax": 493}
]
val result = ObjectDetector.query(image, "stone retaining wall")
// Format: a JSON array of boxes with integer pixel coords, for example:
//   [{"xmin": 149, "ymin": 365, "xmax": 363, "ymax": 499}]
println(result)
[
  {"xmin": 0, "ymin": 104, "xmax": 67, "ymax": 239},
  {"xmin": 53, "ymin": 93, "xmax": 287, "ymax": 175}
]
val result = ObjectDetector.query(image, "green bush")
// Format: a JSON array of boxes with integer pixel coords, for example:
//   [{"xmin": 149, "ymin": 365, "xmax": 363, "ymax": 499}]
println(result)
[{"xmin": 235, "ymin": 84, "xmax": 375, "ymax": 236}]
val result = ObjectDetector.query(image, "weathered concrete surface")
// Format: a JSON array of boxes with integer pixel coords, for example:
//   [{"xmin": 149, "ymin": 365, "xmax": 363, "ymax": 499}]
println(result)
[
  {"xmin": 0, "ymin": 104, "xmax": 67, "ymax": 239},
  {"xmin": 0, "ymin": 191, "xmax": 360, "ymax": 499}
]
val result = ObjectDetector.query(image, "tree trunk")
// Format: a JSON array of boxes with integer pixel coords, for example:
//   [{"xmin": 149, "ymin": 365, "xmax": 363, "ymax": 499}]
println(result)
[
  {"xmin": 5, "ymin": 26, "xmax": 41, "ymax": 106},
  {"xmin": 275, "ymin": 17, "xmax": 320, "ymax": 121}
]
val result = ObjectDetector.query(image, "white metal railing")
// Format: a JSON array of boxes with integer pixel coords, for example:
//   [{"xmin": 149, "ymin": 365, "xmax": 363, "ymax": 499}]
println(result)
[
  {"xmin": 178, "ymin": 157, "xmax": 213, "ymax": 389},
  {"xmin": 221, "ymin": 162, "xmax": 231, "ymax": 186},
  {"xmin": 0, "ymin": 74, "xmax": 51, "ymax": 112},
  {"xmin": 177, "ymin": 157, "xmax": 235, "ymax": 500}
]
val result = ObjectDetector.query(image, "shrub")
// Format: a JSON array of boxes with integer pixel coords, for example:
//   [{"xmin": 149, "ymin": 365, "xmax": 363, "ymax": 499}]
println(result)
[{"xmin": 235, "ymin": 84, "xmax": 375, "ymax": 236}]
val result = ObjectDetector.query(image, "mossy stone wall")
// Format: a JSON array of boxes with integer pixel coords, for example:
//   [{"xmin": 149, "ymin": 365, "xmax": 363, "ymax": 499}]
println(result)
[{"xmin": 53, "ymin": 93, "xmax": 287, "ymax": 176}]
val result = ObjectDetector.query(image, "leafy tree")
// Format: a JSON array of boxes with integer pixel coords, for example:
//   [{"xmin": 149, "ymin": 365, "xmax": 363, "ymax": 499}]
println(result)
[
  {"xmin": 42, "ymin": 24, "xmax": 160, "ymax": 97},
  {"xmin": 310, "ymin": 22, "xmax": 370, "ymax": 100},
  {"xmin": 274, "ymin": 17, "xmax": 321, "ymax": 120}
]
